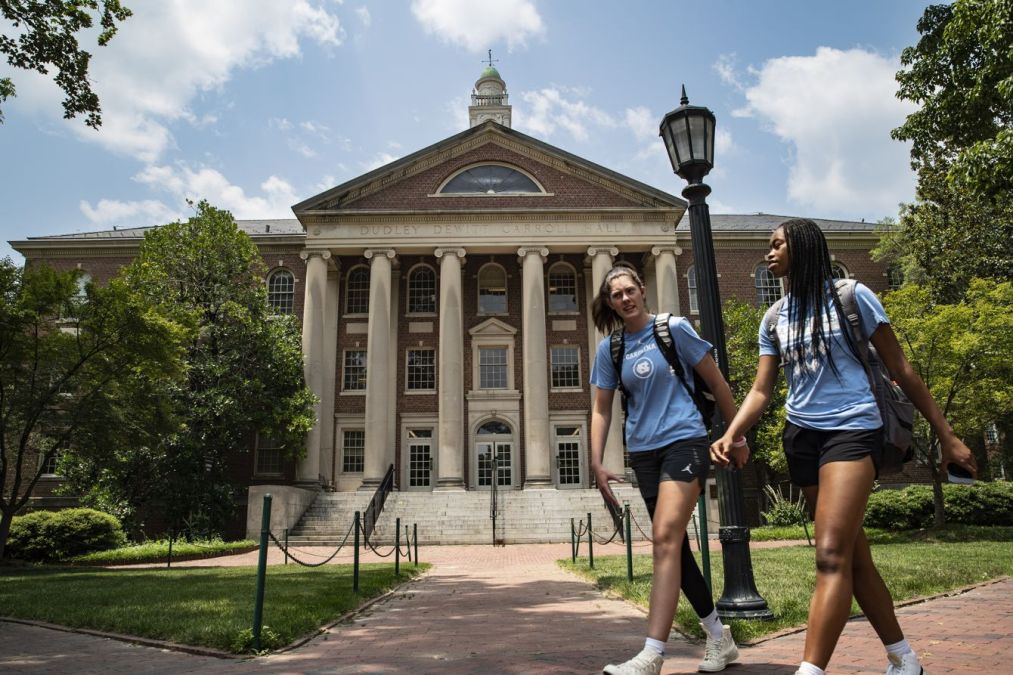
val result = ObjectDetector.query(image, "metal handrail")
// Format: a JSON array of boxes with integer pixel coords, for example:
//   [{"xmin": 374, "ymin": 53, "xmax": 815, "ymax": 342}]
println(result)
[{"xmin": 362, "ymin": 463, "xmax": 395, "ymax": 543}]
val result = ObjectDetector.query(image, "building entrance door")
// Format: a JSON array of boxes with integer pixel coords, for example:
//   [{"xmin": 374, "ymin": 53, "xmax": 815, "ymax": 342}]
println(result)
[
  {"xmin": 406, "ymin": 428, "xmax": 433, "ymax": 489},
  {"xmin": 554, "ymin": 425, "xmax": 583, "ymax": 488},
  {"xmin": 476, "ymin": 441, "xmax": 513, "ymax": 488}
]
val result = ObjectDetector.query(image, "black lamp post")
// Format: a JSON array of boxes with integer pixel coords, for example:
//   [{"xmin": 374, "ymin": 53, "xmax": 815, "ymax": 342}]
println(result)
[{"xmin": 660, "ymin": 86, "xmax": 773, "ymax": 620}]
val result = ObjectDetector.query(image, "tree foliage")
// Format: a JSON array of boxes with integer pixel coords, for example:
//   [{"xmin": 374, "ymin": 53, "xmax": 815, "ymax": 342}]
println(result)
[
  {"xmin": 0, "ymin": 0, "xmax": 132, "ymax": 127},
  {"xmin": 887, "ymin": 0, "xmax": 1013, "ymax": 301},
  {"xmin": 0, "ymin": 259, "xmax": 183, "ymax": 558},
  {"xmin": 66, "ymin": 202, "xmax": 315, "ymax": 538},
  {"xmin": 883, "ymin": 279, "xmax": 1013, "ymax": 524},
  {"xmin": 723, "ymin": 298, "xmax": 788, "ymax": 475}
]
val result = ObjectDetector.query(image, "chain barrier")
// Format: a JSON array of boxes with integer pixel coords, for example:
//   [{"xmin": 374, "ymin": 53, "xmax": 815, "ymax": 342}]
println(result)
[
  {"xmin": 361, "ymin": 520, "xmax": 398, "ymax": 558},
  {"xmin": 267, "ymin": 520, "xmax": 355, "ymax": 568},
  {"xmin": 628, "ymin": 510, "xmax": 655, "ymax": 544},
  {"xmin": 589, "ymin": 522, "xmax": 621, "ymax": 545}
]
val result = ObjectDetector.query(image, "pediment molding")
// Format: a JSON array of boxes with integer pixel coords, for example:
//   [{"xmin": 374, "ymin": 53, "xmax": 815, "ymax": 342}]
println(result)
[{"xmin": 469, "ymin": 317, "xmax": 518, "ymax": 337}]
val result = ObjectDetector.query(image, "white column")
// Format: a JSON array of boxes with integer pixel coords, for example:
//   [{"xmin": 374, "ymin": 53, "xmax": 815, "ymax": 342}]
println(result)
[
  {"xmin": 588, "ymin": 246, "xmax": 625, "ymax": 477},
  {"xmin": 297, "ymin": 249, "xmax": 331, "ymax": 485},
  {"xmin": 435, "ymin": 247, "xmax": 466, "ymax": 489},
  {"xmin": 361, "ymin": 248, "xmax": 395, "ymax": 489},
  {"xmin": 519, "ymin": 246, "xmax": 552, "ymax": 487},
  {"xmin": 321, "ymin": 266, "xmax": 340, "ymax": 488},
  {"xmin": 652, "ymin": 245, "xmax": 682, "ymax": 315}
]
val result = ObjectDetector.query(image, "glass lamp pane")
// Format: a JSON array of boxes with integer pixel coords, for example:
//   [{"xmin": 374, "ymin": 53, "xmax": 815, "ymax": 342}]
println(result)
[
  {"xmin": 704, "ymin": 116, "xmax": 715, "ymax": 165},
  {"xmin": 673, "ymin": 116, "xmax": 692, "ymax": 166},
  {"xmin": 689, "ymin": 114, "xmax": 706, "ymax": 161}
]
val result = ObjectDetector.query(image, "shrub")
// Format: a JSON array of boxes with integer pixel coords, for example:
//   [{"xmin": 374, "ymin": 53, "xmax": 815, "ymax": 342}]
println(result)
[
  {"xmin": 7, "ymin": 508, "xmax": 127, "ymax": 562},
  {"xmin": 864, "ymin": 482, "xmax": 1013, "ymax": 530},
  {"xmin": 760, "ymin": 485, "xmax": 808, "ymax": 527}
]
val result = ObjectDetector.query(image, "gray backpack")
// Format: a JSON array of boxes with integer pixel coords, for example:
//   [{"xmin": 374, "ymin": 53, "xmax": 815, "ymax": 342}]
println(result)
[{"xmin": 763, "ymin": 279, "xmax": 915, "ymax": 474}]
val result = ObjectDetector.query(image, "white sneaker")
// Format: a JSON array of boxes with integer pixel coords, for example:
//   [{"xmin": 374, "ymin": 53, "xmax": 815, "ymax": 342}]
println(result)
[
  {"xmin": 603, "ymin": 646, "xmax": 665, "ymax": 675},
  {"xmin": 886, "ymin": 651, "xmax": 924, "ymax": 674},
  {"xmin": 698, "ymin": 625, "xmax": 739, "ymax": 672}
]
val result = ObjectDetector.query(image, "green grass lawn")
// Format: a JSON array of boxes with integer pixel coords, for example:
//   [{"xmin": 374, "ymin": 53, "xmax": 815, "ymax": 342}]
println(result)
[
  {"xmin": 0, "ymin": 562, "xmax": 428, "ymax": 653},
  {"xmin": 561, "ymin": 528, "xmax": 1013, "ymax": 643},
  {"xmin": 70, "ymin": 539, "xmax": 258, "ymax": 565}
]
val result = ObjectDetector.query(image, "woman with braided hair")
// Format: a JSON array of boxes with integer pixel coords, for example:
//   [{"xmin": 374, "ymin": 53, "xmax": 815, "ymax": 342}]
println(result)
[
  {"xmin": 711, "ymin": 219, "xmax": 978, "ymax": 675},
  {"xmin": 590, "ymin": 261, "xmax": 747, "ymax": 675}
]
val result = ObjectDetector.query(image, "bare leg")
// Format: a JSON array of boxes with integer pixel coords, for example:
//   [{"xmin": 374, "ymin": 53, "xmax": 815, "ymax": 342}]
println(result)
[
  {"xmin": 646, "ymin": 479, "xmax": 702, "ymax": 641},
  {"xmin": 801, "ymin": 487, "xmax": 904, "ymax": 647},
  {"xmin": 799, "ymin": 458, "xmax": 875, "ymax": 669}
]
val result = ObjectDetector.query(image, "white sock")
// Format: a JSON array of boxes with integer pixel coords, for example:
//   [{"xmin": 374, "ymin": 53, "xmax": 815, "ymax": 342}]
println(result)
[
  {"xmin": 885, "ymin": 638, "xmax": 913, "ymax": 656},
  {"xmin": 797, "ymin": 662, "xmax": 825, "ymax": 675},
  {"xmin": 700, "ymin": 609, "xmax": 724, "ymax": 640},
  {"xmin": 644, "ymin": 637, "xmax": 666, "ymax": 656}
]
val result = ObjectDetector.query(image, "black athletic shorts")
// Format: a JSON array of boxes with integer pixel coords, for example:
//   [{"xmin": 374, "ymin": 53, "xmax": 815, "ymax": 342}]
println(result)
[
  {"xmin": 782, "ymin": 421, "xmax": 883, "ymax": 487},
  {"xmin": 629, "ymin": 436, "xmax": 709, "ymax": 518}
]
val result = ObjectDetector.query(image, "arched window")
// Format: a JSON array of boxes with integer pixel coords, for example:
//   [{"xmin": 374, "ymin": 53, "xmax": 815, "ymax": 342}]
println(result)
[
  {"xmin": 887, "ymin": 264, "xmax": 904, "ymax": 290},
  {"xmin": 478, "ymin": 264, "xmax": 507, "ymax": 314},
  {"xmin": 754, "ymin": 264, "xmax": 783, "ymax": 307},
  {"xmin": 687, "ymin": 265, "xmax": 698, "ymax": 314},
  {"xmin": 477, "ymin": 420, "xmax": 512, "ymax": 435},
  {"xmin": 407, "ymin": 265, "xmax": 437, "ymax": 314},
  {"xmin": 440, "ymin": 164, "xmax": 542, "ymax": 194},
  {"xmin": 267, "ymin": 269, "xmax": 294, "ymax": 314},
  {"xmin": 345, "ymin": 266, "xmax": 370, "ymax": 314},
  {"xmin": 831, "ymin": 263, "xmax": 848, "ymax": 280},
  {"xmin": 547, "ymin": 263, "xmax": 577, "ymax": 313}
]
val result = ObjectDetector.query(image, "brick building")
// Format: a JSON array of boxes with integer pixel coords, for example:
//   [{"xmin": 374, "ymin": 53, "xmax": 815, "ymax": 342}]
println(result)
[{"xmin": 12, "ymin": 66, "xmax": 919, "ymax": 537}]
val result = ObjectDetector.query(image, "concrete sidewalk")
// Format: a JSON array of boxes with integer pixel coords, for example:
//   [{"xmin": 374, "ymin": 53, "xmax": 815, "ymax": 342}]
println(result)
[{"xmin": 1, "ymin": 541, "xmax": 1009, "ymax": 674}]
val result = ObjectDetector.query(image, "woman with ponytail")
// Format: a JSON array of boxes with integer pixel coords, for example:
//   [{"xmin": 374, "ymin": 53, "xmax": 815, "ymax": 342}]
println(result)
[
  {"xmin": 711, "ymin": 219, "xmax": 977, "ymax": 675},
  {"xmin": 591, "ymin": 262, "xmax": 746, "ymax": 675}
]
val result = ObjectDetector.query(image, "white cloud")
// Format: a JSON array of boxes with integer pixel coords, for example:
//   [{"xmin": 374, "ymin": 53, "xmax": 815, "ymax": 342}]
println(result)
[
  {"xmin": 624, "ymin": 106, "xmax": 656, "ymax": 142},
  {"xmin": 11, "ymin": 2, "xmax": 345, "ymax": 162},
  {"xmin": 715, "ymin": 128, "xmax": 735, "ymax": 156},
  {"xmin": 123, "ymin": 163, "xmax": 301, "ymax": 220},
  {"xmin": 79, "ymin": 198, "xmax": 182, "ymax": 226},
  {"xmin": 362, "ymin": 152, "xmax": 401, "ymax": 171},
  {"xmin": 411, "ymin": 0, "xmax": 545, "ymax": 52},
  {"xmin": 713, "ymin": 53, "xmax": 744, "ymax": 91},
  {"xmin": 355, "ymin": 6, "xmax": 371, "ymax": 27},
  {"xmin": 516, "ymin": 87, "xmax": 616, "ymax": 142},
  {"xmin": 735, "ymin": 47, "xmax": 917, "ymax": 216}
]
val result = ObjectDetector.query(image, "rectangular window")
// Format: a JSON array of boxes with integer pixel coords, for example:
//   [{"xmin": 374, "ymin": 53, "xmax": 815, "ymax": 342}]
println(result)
[
  {"xmin": 40, "ymin": 449, "xmax": 62, "ymax": 476},
  {"xmin": 255, "ymin": 435, "xmax": 283, "ymax": 476},
  {"xmin": 550, "ymin": 346, "xmax": 580, "ymax": 389},
  {"xmin": 479, "ymin": 347, "xmax": 508, "ymax": 389},
  {"xmin": 555, "ymin": 425, "xmax": 582, "ymax": 485},
  {"xmin": 342, "ymin": 430, "xmax": 365, "ymax": 473},
  {"xmin": 407, "ymin": 428, "xmax": 433, "ymax": 488},
  {"xmin": 406, "ymin": 349, "xmax": 436, "ymax": 391},
  {"xmin": 343, "ymin": 350, "xmax": 367, "ymax": 391}
]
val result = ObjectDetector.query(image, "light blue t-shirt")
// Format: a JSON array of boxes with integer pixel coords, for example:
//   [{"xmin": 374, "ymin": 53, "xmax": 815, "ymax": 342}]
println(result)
[
  {"xmin": 759, "ymin": 282, "xmax": 889, "ymax": 431},
  {"xmin": 590, "ymin": 315, "xmax": 711, "ymax": 452}
]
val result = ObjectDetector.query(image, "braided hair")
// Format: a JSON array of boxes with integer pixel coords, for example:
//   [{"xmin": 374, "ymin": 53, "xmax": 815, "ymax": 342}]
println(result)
[{"xmin": 779, "ymin": 218, "xmax": 858, "ymax": 381}]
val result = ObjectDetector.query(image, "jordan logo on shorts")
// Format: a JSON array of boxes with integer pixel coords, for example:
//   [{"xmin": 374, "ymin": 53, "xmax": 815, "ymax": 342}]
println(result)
[{"xmin": 682, "ymin": 463, "xmax": 693, "ymax": 474}]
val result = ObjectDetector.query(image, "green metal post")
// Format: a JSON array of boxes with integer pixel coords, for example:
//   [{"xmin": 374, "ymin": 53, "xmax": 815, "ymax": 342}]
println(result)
[
  {"xmin": 697, "ymin": 493, "xmax": 712, "ymax": 596},
  {"xmin": 587, "ymin": 512, "xmax": 594, "ymax": 569},
  {"xmin": 353, "ymin": 511, "xmax": 360, "ymax": 593},
  {"xmin": 625, "ymin": 503, "xmax": 633, "ymax": 581},
  {"xmin": 252, "ymin": 493, "xmax": 272, "ymax": 651},
  {"xmin": 570, "ymin": 517, "xmax": 576, "ymax": 563},
  {"xmin": 283, "ymin": 528, "xmax": 289, "ymax": 565},
  {"xmin": 167, "ymin": 532, "xmax": 173, "ymax": 569},
  {"xmin": 395, "ymin": 516, "xmax": 401, "ymax": 576},
  {"xmin": 413, "ymin": 523, "xmax": 418, "ymax": 565}
]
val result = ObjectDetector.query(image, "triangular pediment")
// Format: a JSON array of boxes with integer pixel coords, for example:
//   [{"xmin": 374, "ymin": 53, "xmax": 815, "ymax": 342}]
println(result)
[
  {"xmin": 293, "ymin": 122, "xmax": 683, "ymax": 215},
  {"xmin": 469, "ymin": 317, "xmax": 517, "ymax": 337}
]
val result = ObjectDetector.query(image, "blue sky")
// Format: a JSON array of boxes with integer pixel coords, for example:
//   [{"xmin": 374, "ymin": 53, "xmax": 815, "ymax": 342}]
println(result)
[{"xmin": 1, "ymin": 1, "xmax": 932, "ymax": 263}]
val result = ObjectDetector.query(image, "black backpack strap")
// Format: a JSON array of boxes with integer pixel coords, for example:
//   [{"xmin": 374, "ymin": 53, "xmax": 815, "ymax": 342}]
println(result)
[
  {"xmin": 653, "ymin": 312, "xmax": 689, "ymax": 385},
  {"xmin": 835, "ymin": 278, "xmax": 878, "ymax": 393},
  {"xmin": 609, "ymin": 328, "xmax": 629, "ymax": 401}
]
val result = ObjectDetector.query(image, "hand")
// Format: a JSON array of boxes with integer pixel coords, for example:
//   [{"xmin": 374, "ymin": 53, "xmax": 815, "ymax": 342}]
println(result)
[
  {"xmin": 940, "ymin": 434, "xmax": 978, "ymax": 478},
  {"xmin": 592, "ymin": 463, "xmax": 624, "ymax": 505},
  {"xmin": 711, "ymin": 436, "xmax": 749, "ymax": 469}
]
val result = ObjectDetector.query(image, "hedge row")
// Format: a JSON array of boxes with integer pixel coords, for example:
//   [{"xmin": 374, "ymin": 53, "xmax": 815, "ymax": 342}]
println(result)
[
  {"xmin": 6, "ymin": 508, "xmax": 126, "ymax": 562},
  {"xmin": 864, "ymin": 482, "xmax": 1013, "ymax": 530}
]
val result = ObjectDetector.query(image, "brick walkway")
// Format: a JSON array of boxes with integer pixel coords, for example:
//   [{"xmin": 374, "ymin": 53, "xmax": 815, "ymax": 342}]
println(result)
[{"xmin": 1, "ymin": 541, "xmax": 1009, "ymax": 674}]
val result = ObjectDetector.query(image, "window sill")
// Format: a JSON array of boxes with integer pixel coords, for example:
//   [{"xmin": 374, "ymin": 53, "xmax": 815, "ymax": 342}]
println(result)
[
  {"xmin": 339, "ymin": 390, "xmax": 366, "ymax": 396},
  {"xmin": 405, "ymin": 389, "xmax": 436, "ymax": 395},
  {"xmin": 550, "ymin": 387, "xmax": 584, "ymax": 393}
]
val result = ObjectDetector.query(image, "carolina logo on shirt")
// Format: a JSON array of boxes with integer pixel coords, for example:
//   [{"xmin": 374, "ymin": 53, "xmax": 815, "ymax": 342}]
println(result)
[
  {"xmin": 633, "ymin": 357, "xmax": 653, "ymax": 379},
  {"xmin": 778, "ymin": 313, "xmax": 840, "ymax": 380}
]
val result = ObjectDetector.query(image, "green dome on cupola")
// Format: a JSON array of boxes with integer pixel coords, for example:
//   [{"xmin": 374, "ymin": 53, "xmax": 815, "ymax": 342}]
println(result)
[{"xmin": 480, "ymin": 65, "xmax": 502, "ymax": 80}]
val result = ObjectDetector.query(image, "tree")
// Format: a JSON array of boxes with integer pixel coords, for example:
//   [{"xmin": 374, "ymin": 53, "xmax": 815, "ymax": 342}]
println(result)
[
  {"xmin": 888, "ymin": 0, "xmax": 1013, "ymax": 302},
  {"xmin": 1, "ymin": 0, "xmax": 132, "ymax": 127},
  {"xmin": 67, "ymin": 201, "xmax": 315, "ymax": 538},
  {"xmin": 0, "ymin": 259, "xmax": 183, "ymax": 558},
  {"xmin": 883, "ymin": 279, "xmax": 1013, "ymax": 526},
  {"xmin": 722, "ymin": 298, "xmax": 789, "ymax": 478}
]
